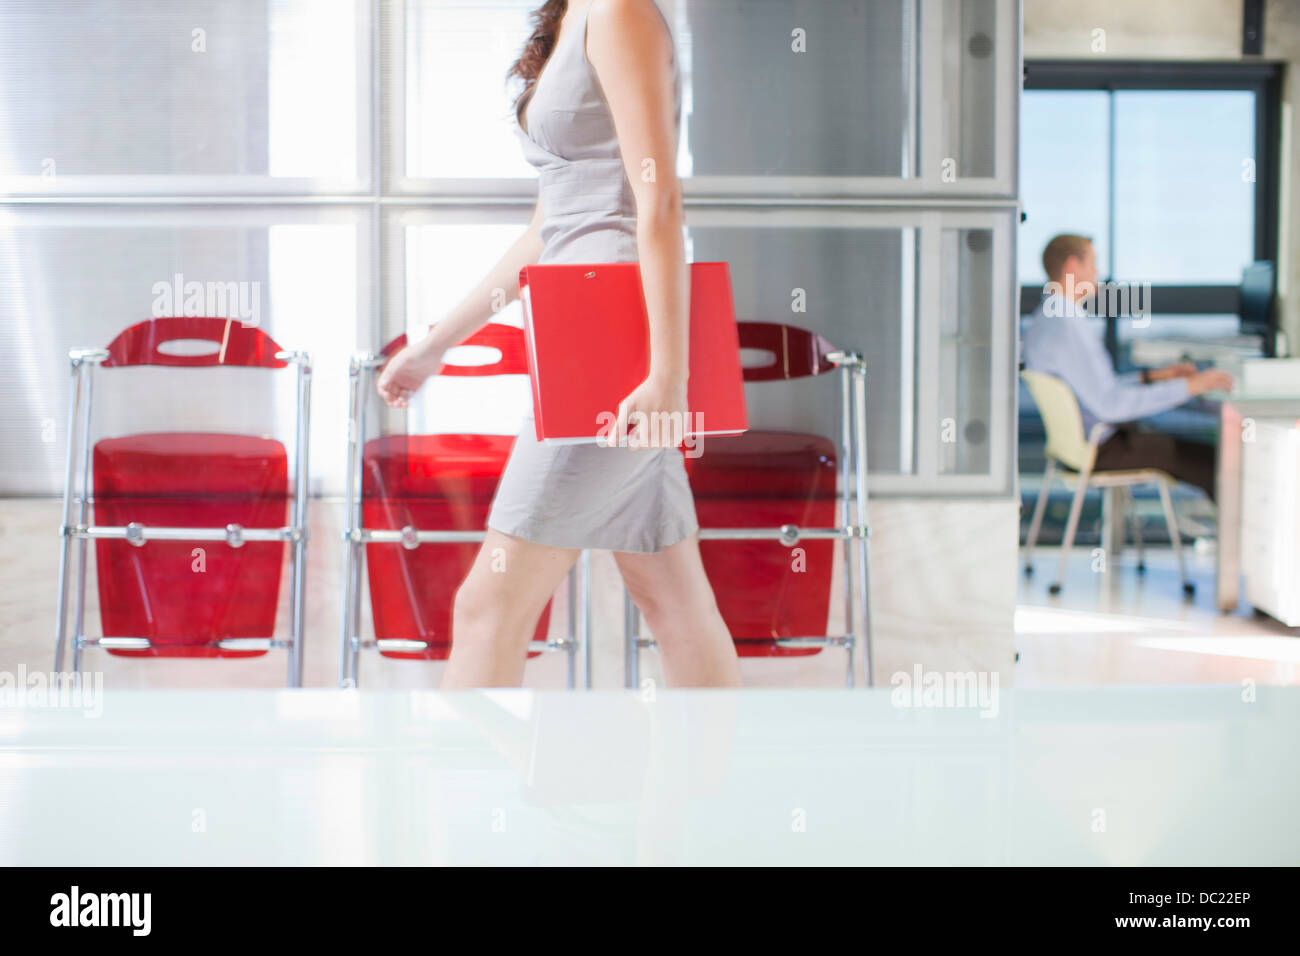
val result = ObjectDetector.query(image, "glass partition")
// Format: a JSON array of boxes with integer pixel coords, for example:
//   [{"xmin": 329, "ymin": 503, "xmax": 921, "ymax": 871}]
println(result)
[
  {"xmin": 3, "ymin": 0, "xmax": 1020, "ymax": 498},
  {"xmin": 386, "ymin": 204, "xmax": 1018, "ymax": 493}
]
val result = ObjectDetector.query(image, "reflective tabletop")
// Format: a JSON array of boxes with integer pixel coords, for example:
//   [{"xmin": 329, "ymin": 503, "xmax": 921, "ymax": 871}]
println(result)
[{"xmin": 1, "ymin": 687, "xmax": 1296, "ymax": 865}]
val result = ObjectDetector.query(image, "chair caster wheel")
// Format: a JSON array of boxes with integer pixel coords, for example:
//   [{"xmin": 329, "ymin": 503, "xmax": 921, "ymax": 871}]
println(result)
[
  {"xmin": 1048, "ymin": 583, "xmax": 1062, "ymax": 595},
  {"xmin": 1023, "ymin": 564, "xmax": 1034, "ymax": 577},
  {"xmin": 1183, "ymin": 583, "xmax": 1195, "ymax": 596},
  {"xmin": 1137, "ymin": 563, "xmax": 1146, "ymax": 574}
]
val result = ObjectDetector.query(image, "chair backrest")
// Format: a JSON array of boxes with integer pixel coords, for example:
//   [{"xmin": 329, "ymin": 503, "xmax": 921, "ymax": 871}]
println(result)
[
  {"xmin": 380, "ymin": 323, "xmax": 529, "ymax": 377},
  {"xmin": 736, "ymin": 322, "xmax": 840, "ymax": 382},
  {"xmin": 103, "ymin": 316, "xmax": 287, "ymax": 368},
  {"xmin": 1020, "ymin": 369, "xmax": 1092, "ymax": 471}
]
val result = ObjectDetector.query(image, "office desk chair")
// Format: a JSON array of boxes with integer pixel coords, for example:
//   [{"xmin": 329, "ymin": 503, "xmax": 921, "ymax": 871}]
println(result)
[{"xmin": 1021, "ymin": 370, "xmax": 1192, "ymax": 597}]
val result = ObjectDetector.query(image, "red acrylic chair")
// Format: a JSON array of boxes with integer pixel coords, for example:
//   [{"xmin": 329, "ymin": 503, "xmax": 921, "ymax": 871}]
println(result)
[
  {"xmin": 339, "ymin": 323, "xmax": 582, "ymax": 687},
  {"xmin": 623, "ymin": 321, "xmax": 874, "ymax": 687},
  {"xmin": 52, "ymin": 316, "xmax": 312, "ymax": 686}
]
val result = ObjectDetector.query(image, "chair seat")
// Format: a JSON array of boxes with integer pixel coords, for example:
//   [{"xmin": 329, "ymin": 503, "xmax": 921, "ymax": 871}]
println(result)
[
  {"xmin": 363, "ymin": 433, "xmax": 517, "ymax": 503},
  {"xmin": 94, "ymin": 432, "xmax": 289, "ymax": 498},
  {"xmin": 686, "ymin": 430, "xmax": 838, "ymax": 655},
  {"xmin": 361, "ymin": 433, "xmax": 550, "ymax": 660},
  {"xmin": 92, "ymin": 432, "xmax": 289, "ymax": 658},
  {"xmin": 684, "ymin": 430, "xmax": 837, "ymax": 498},
  {"xmin": 1056, "ymin": 463, "xmax": 1176, "ymax": 489},
  {"xmin": 1085, "ymin": 468, "xmax": 1176, "ymax": 487}
]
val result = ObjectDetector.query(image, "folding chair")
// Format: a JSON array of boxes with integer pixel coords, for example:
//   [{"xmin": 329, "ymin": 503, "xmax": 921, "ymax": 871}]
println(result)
[
  {"xmin": 1021, "ymin": 369, "xmax": 1192, "ymax": 596},
  {"xmin": 52, "ymin": 316, "xmax": 313, "ymax": 686},
  {"xmin": 339, "ymin": 323, "xmax": 583, "ymax": 687},
  {"xmin": 623, "ymin": 321, "xmax": 874, "ymax": 688}
]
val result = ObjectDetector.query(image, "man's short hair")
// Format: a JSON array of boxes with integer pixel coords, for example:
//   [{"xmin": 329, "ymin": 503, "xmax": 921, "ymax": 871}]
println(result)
[{"xmin": 1042, "ymin": 234, "xmax": 1093, "ymax": 282}]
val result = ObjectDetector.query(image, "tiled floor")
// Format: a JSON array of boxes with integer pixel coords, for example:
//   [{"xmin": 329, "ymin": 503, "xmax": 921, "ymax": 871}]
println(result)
[{"xmin": 1016, "ymin": 546, "xmax": 1299, "ymax": 686}]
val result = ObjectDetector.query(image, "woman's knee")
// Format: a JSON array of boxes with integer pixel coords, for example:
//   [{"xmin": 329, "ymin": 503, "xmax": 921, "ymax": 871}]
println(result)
[
  {"xmin": 453, "ymin": 567, "xmax": 524, "ymax": 635},
  {"xmin": 623, "ymin": 568, "xmax": 718, "ymax": 631},
  {"xmin": 624, "ymin": 578, "xmax": 667, "ymax": 623}
]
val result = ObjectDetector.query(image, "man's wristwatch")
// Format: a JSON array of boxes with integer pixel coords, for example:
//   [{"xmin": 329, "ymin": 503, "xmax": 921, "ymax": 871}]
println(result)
[{"xmin": 1139, "ymin": 368, "xmax": 1152, "ymax": 385}]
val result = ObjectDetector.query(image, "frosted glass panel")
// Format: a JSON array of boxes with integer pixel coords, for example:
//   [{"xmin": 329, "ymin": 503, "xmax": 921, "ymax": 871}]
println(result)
[
  {"xmin": 400, "ymin": 220, "xmax": 534, "ymax": 437},
  {"xmin": 402, "ymin": 0, "xmax": 916, "ymax": 181},
  {"xmin": 0, "ymin": 207, "xmax": 367, "ymax": 494},
  {"xmin": 686, "ymin": 222, "xmax": 913, "ymax": 474},
  {"xmin": 938, "ymin": 228, "xmax": 994, "ymax": 476},
  {"xmin": 0, "ymin": 0, "xmax": 368, "ymax": 190},
  {"xmin": 685, "ymin": 0, "xmax": 914, "ymax": 177},
  {"xmin": 952, "ymin": 0, "xmax": 998, "ymax": 178},
  {"xmin": 403, "ymin": 0, "xmax": 538, "ymax": 180}
]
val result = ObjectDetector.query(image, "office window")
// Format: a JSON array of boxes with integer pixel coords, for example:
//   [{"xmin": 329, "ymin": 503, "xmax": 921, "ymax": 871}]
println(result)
[
  {"xmin": 1019, "ymin": 63, "xmax": 1279, "ymax": 308},
  {"xmin": 1112, "ymin": 91, "xmax": 1255, "ymax": 284},
  {"xmin": 1018, "ymin": 90, "xmax": 1110, "ymax": 285},
  {"xmin": 1021, "ymin": 88, "xmax": 1255, "ymax": 286}
]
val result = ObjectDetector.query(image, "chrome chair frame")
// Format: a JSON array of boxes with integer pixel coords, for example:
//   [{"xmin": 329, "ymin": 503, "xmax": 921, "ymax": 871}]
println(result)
[
  {"xmin": 52, "ymin": 346, "xmax": 314, "ymax": 687},
  {"xmin": 623, "ymin": 350, "xmax": 875, "ymax": 689},
  {"xmin": 338, "ymin": 351, "xmax": 584, "ymax": 688}
]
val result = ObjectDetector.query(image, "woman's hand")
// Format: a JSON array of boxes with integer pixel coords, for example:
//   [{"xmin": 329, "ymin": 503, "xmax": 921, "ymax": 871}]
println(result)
[
  {"xmin": 376, "ymin": 336, "xmax": 446, "ymax": 408},
  {"xmin": 613, "ymin": 371, "xmax": 690, "ymax": 449}
]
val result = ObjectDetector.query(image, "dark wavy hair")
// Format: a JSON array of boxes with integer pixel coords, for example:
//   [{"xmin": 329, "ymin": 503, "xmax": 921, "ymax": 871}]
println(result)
[{"xmin": 507, "ymin": 0, "xmax": 568, "ymax": 115}]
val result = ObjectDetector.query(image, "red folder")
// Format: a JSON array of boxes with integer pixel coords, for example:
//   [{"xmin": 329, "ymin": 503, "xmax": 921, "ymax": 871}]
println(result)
[{"xmin": 518, "ymin": 262, "xmax": 749, "ymax": 444}]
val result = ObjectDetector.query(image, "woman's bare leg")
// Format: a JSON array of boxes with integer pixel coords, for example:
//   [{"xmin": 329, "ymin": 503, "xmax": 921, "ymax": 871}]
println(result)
[
  {"xmin": 613, "ymin": 534, "xmax": 742, "ymax": 688},
  {"xmin": 441, "ymin": 529, "xmax": 580, "ymax": 689}
]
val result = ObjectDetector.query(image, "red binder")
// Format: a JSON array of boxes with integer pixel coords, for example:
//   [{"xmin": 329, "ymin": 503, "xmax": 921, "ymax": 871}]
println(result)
[{"xmin": 518, "ymin": 261, "xmax": 748, "ymax": 445}]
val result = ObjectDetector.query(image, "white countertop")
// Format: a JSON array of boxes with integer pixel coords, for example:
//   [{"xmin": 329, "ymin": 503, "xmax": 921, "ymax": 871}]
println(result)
[{"xmin": 1, "ymin": 687, "xmax": 1296, "ymax": 865}]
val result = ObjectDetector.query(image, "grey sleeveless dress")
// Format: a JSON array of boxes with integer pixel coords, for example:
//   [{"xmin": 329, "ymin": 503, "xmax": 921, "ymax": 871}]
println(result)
[{"xmin": 486, "ymin": 0, "xmax": 699, "ymax": 553}]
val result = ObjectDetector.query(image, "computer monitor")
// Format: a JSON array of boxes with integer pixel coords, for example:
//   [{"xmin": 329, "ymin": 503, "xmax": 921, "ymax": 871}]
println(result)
[{"xmin": 1239, "ymin": 260, "xmax": 1276, "ymax": 356}]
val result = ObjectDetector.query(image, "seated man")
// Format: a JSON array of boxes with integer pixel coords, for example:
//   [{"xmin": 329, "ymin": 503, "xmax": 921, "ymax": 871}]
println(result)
[{"xmin": 1021, "ymin": 234, "xmax": 1233, "ymax": 501}]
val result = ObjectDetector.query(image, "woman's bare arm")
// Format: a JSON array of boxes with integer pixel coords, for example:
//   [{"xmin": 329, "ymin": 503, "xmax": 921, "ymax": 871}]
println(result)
[
  {"xmin": 425, "ymin": 199, "xmax": 547, "ymax": 353},
  {"xmin": 587, "ymin": 0, "xmax": 688, "ymax": 440},
  {"xmin": 377, "ymin": 200, "xmax": 545, "ymax": 406}
]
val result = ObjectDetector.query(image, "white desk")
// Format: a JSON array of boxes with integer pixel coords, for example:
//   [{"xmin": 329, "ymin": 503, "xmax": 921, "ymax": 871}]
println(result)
[
  {"xmin": 1216, "ymin": 394, "xmax": 1300, "ymax": 619},
  {"xmin": 1129, "ymin": 333, "xmax": 1263, "ymax": 368}
]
